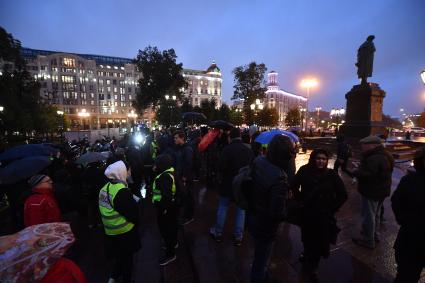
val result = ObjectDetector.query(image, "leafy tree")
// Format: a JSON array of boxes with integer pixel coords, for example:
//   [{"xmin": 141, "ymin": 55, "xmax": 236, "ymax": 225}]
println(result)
[
  {"xmin": 229, "ymin": 109, "xmax": 244, "ymax": 126},
  {"xmin": 0, "ymin": 27, "xmax": 63, "ymax": 138},
  {"xmin": 133, "ymin": 46, "xmax": 187, "ymax": 112},
  {"xmin": 155, "ymin": 100, "xmax": 182, "ymax": 126},
  {"xmin": 200, "ymin": 99, "xmax": 217, "ymax": 121},
  {"xmin": 217, "ymin": 104, "xmax": 230, "ymax": 121},
  {"xmin": 232, "ymin": 62, "xmax": 267, "ymax": 125},
  {"xmin": 415, "ymin": 112, "xmax": 425, "ymax": 128},
  {"xmin": 257, "ymin": 107, "xmax": 279, "ymax": 127},
  {"xmin": 285, "ymin": 108, "xmax": 301, "ymax": 127}
]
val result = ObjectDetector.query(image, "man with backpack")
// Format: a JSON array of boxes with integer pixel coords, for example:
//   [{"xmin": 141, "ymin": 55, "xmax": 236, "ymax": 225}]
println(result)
[{"xmin": 209, "ymin": 127, "xmax": 253, "ymax": 246}]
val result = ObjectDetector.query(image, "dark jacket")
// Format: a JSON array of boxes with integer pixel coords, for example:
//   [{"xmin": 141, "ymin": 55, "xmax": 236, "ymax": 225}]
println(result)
[
  {"xmin": 172, "ymin": 143, "xmax": 193, "ymax": 179},
  {"xmin": 391, "ymin": 170, "xmax": 425, "ymax": 256},
  {"xmin": 354, "ymin": 145, "xmax": 394, "ymax": 201},
  {"xmin": 218, "ymin": 138, "xmax": 253, "ymax": 199},
  {"xmin": 247, "ymin": 156, "xmax": 288, "ymax": 241},
  {"xmin": 291, "ymin": 165, "xmax": 347, "ymax": 215},
  {"xmin": 105, "ymin": 183, "xmax": 141, "ymax": 257}
]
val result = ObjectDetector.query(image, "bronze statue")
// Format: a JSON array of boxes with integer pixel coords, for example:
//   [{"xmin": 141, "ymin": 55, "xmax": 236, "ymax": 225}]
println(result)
[{"xmin": 356, "ymin": 35, "xmax": 375, "ymax": 85}]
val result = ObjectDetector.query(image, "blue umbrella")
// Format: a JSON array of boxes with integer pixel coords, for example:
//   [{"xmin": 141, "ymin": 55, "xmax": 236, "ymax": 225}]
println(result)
[
  {"xmin": 0, "ymin": 144, "xmax": 58, "ymax": 163},
  {"xmin": 75, "ymin": 152, "xmax": 107, "ymax": 165},
  {"xmin": 255, "ymin": 129, "xmax": 299, "ymax": 144},
  {"xmin": 0, "ymin": 156, "xmax": 53, "ymax": 185}
]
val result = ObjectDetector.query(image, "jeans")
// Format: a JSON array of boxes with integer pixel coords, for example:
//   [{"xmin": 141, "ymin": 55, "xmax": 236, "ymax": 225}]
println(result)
[
  {"xmin": 212, "ymin": 196, "xmax": 245, "ymax": 239},
  {"xmin": 361, "ymin": 196, "xmax": 382, "ymax": 246},
  {"xmin": 251, "ymin": 237, "xmax": 274, "ymax": 283}
]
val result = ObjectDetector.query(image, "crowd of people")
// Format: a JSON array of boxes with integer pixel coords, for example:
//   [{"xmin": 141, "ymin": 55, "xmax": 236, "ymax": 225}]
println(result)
[{"xmin": 0, "ymin": 125, "xmax": 424, "ymax": 283}]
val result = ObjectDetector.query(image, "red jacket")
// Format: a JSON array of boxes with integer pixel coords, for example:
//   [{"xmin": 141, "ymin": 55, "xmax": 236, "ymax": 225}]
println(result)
[{"xmin": 24, "ymin": 186, "xmax": 61, "ymax": 227}]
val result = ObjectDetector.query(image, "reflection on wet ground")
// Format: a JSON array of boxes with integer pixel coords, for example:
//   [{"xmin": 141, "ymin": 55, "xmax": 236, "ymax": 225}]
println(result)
[{"xmin": 68, "ymin": 151, "xmax": 425, "ymax": 283}]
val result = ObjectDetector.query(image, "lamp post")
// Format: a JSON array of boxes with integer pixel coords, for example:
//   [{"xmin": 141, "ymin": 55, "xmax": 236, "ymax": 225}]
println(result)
[
  {"xmin": 330, "ymin": 108, "xmax": 345, "ymax": 133},
  {"xmin": 315, "ymin": 106, "xmax": 322, "ymax": 129},
  {"xmin": 300, "ymin": 78, "xmax": 318, "ymax": 132},
  {"xmin": 250, "ymin": 99, "xmax": 264, "ymax": 125},
  {"xmin": 57, "ymin": 110, "xmax": 64, "ymax": 142},
  {"xmin": 127, "ymin": 110, "xmax": 138, "ymax": 131},
  {"xmin": 165, "ymin": 95, "xmax": 176, "ymax": 127}
]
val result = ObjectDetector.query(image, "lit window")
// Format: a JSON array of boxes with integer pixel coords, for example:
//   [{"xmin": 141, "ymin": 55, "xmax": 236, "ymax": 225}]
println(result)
[{"xmin": 62, "ymin": 58, "xmax": 75, "ymax": 67}]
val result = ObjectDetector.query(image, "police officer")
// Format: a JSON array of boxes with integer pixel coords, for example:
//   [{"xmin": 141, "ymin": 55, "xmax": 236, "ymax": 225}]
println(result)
[
  {"xmin": 99, "ymin": 160, "xmax": 140, "ymax": 283},
  {"xmin": 152, "ymin": 154, "xmax": 180, "ymax": 266}
]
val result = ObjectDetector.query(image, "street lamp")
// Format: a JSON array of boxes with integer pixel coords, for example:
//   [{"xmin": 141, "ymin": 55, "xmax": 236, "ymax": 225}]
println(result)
[
  {"xmin": 420, "ymin": 70, "xmax": 425, "ymax": 84},
  {"xmin": 57, "ymin": 110, "xmax": 64, "ymax": 141},
  {"xmin": 330, "ymin": 108, "xmax": 345, "ymax": 132},
  {"xmin": 127, "ymin": 110, "xmax": 138, "ymax": 129},
  {"xmin": 300, "ymin": 78, "xmax": 318, "ymax": 132},
  {"xmin": 0, "ymin": 106, "xmax": 4, "ymax": 112},
  {"xmin": 165, "ymin": 95, "xmax": 177, "ymax": 126},
  {"xmin": 315, "ymin": 106, "xmax": 322, "ymax": 128}
]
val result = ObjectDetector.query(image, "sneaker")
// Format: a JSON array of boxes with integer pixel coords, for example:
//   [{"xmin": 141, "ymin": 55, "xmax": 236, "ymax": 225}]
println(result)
[
  {"xmin": 352, "ymin": 237, "xmax": 375, "ymax": 250},
  {"xmin": 161, "ymin": 242, "xmax": 179, "ymax": 250},
  {"xmin": 233, "ymin": 237, "xmax": 243, "ymax": 247},
  {"xmin": 209, "ymin": 229, "xmax": 223, "ymax": 243},
  {"xmin": 159, "ymin": 254, "xmax": 177, "ymax": 266},
  {"xmin": 180, "ymin": 218, "xmax": 194, "ymax": 225}
]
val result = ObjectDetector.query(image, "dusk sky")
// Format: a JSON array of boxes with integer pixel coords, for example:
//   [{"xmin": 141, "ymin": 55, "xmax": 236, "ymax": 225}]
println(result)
[{"xmin": 1, "ymin": 0, "xmax": 424, "ymax": 116}]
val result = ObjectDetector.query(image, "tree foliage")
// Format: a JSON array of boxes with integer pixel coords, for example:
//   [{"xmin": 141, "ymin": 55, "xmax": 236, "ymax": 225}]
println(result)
[
  {"xmin": 232, "ymin": 62, "xmax": 267, "ymax": 125},
  {"xmin": 0, "ymin": 27, "xmax": 63, "ymax": 138},
  {"xmin": 285, "ymin": 108, "xmax": 301, "ymax": 127},
  {"xmin": 155, "ymin": 100, "xmax": 182, "ymax": 126},
  {"xmin": 229, "ymin": 109, "xmax": 244, "ymax": 126},
  {"xmin": 133, "ymin": 46, "xmax": 187, "ymax": 112},
  {"xmin": 257, "ymin": 107, "xmax": 279, "ymax": 127}
]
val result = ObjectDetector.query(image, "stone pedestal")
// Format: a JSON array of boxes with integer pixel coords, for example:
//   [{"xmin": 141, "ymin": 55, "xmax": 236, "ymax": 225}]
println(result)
[{"xmin": 340, "ymin": 82, "xmax": 386, "ymax": 138}]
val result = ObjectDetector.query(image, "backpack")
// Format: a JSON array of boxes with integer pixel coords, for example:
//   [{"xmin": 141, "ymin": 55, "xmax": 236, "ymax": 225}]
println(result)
[{"xmin": 232, "ymin": 164, "xmax": 255, "ymax": 210}]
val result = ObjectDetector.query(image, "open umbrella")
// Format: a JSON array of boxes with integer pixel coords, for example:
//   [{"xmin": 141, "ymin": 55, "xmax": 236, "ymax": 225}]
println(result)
[
  {"xmin": 0, "ymin": 222, "xmax": 75, "ymax": 282},
  {"xmin": 75, "ymin": 152, "xmax": 107, "ymax": 165},
  {"xmin": 182, "ymin": 112, "xmax": 207, "ymax": 123},
  {"xmin": 0, "ymin": 144, "xmax": 58, "ymax": 163},
  {"xmin": 0, "ymin": 156, "xmax": 52, "ymax": 185},
  {"xmin": 209, "ymin": 120, "xmax": 234, "ymax": 130},
  {"xmin": 255, "ymin": 129, "xmax": 299, "ymax": 145}
]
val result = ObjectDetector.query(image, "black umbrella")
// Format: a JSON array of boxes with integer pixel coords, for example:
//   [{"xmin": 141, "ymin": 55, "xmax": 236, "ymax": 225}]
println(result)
[
  {"xmin": 209, "ymin": 120, "xmax": 234, "ymax": 130},
  {"xmin": 75, "ymin": 152, "xmax": 107, "ymax": 165},
  {"xmin": 0, "ymin": 156, "xmax": 53, "ymax": 185},
  {"xmin": 0, "ymin": 144, "xmax": 58, "ymax": 163},
  {"xmin": 182, "ymin": 112, "xmax": 207, "ymax": 123}
]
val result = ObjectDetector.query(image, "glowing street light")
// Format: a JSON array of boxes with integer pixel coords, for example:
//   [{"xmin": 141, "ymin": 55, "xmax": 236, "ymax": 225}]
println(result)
[
  {"xmin": 300, "ymin": 78, "xmax": 318, "ymax": 131},
  {"xmin": 77, "ymin": 108, "xmax": 90, "ymax": 130}
]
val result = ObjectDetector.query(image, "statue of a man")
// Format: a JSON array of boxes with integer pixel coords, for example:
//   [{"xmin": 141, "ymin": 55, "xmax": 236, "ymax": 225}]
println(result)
[{"xmin": 355, "ymin": 35, "xmax": 376, "ymax": 85}]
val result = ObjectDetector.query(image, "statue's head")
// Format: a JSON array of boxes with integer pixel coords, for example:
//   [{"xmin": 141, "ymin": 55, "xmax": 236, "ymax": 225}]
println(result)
[{"xmin": 367, "ymin": 35, "xmax": 375, "ymax": 41}]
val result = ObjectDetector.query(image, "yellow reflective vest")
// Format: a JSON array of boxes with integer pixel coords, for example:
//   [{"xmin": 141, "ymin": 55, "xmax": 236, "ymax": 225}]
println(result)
[
  {"xmin": 152, "ymin": 168, "xmax": 176, "ymax": 204},
  {"xmin": 99, "ymin": 182, "xmax": 135, "ymax": 235}
]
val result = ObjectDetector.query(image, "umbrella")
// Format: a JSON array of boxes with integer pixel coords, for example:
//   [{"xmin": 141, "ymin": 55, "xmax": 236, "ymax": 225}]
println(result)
[
  {"xmin": 255, "ymin": 129, "xmax": 300, "ymax": 145},
  {"xmin": 0, "ymin": 144, "xmax": 58, "ymax": 163},
  {"xmin": 75, "ymin": 152, "xmax": 107, "ymax": 165},
  {"xmin": 209, "ymin": 120, "xmax": 234, "ymax": 130},
  {"xmin": 0, "ymin": 222, "xmax": 75, "ymax": 282},
  {"xmin": 0, "ymin": 156, "xmax": 52, "ymax": 185},
  {"xmin": 182, "ymin": 112, "xmax": 207, "ymax": 123}
]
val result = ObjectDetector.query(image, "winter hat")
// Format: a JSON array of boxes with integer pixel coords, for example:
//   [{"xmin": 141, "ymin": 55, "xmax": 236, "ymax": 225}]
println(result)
[{"xmin": 28, "ymin": 174, "xmax": 48, "ymax": 188}]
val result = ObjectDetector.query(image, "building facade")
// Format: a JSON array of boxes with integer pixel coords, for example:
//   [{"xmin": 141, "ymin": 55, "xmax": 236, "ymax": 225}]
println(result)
[
  {"xmin": 264, "ymin": 71, "xmax": 307, "ymax": 127},
  {"xmin": 20, "ymin": 48, "xmax": 222, "ymax": 129},
  {"xmin": 182, "ymin": 61, "xmax": 222, "ymax": 108}
]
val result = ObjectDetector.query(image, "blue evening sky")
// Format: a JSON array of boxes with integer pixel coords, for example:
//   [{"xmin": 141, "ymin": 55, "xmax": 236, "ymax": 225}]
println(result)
[{"xmin": 1, "ymin": 0, "xmax": 424, "ymax": 116}]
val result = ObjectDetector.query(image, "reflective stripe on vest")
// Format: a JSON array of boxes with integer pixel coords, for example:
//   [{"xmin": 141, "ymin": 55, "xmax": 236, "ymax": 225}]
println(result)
[
  {"xmin": 151, "ymin": 141, "xmax": 158, "ymax": 160},
  {"xmin": 99, "ymin": 182, "xmax": 135, "ymax": 235},
  {"xmin": 152, "ymin": 167, "xmax": 176, "ymax": 204}
]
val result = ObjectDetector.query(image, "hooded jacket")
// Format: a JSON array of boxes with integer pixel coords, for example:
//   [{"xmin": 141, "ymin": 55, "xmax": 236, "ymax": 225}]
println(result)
[{"xmin": 24, "ymin": 185, "xmax": 61, "ymax": 227}]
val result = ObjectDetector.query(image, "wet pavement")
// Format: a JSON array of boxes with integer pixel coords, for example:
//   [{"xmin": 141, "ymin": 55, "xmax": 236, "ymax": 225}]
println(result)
[{"xmin": 67, "ymin": 152, "xmax": 425, "ymax": 283}]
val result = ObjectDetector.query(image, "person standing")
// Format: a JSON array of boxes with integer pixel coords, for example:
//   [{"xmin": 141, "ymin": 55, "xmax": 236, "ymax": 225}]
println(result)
[
  {"xmin": 248, "ymin": 135, "xmax": 293, "ymax": 283},
  {"xmin": 99, "ymin": 161, "xmax": 140, "ymax": 283},
  {"xmin": 152, "ymin": 154, "xmax": 180, "ymax": 266},
  {"xmin": 334, "ymin": 134, "xmax": 351, "ymax": 174},
  {"xmin": 291, "ymin": 149, "xmax": 347, "ymax": 282},
  {"xmin": 209, "ymin": 128, "xmax": 253, "ymax": 246},
  {"xmin": 24, "ymin": 175, "xmax": 61, "ymax": 227},
  {"xmin": 391, "ymin": 147, "xmax": 425, "ymax": 283},
  {"xmin": 350, "ymin": 135, "xmax": 394, "ymax": 249},
  {"xmin": 172, "ymin": 130, "xmax": 194, "ymax": 224}
]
